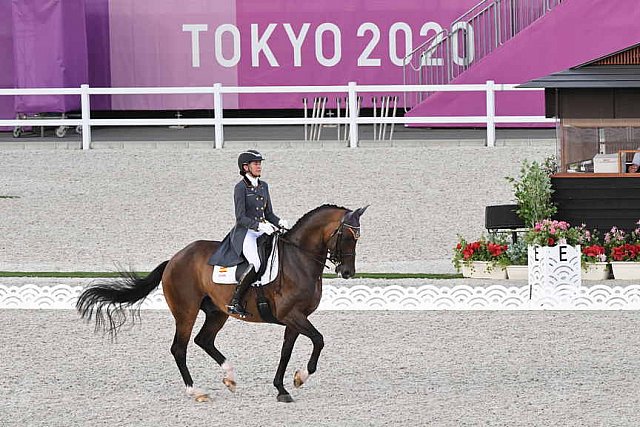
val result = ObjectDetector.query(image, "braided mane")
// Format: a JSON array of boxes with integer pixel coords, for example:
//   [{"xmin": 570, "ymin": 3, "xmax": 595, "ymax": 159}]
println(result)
[{"xmin": 284, "ymin": 204, "xmax": 347, "ymax": 236}]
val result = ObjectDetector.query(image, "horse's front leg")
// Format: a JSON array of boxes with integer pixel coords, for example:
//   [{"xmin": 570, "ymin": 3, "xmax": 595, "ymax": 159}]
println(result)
[
  {"xmin": 290, "ymin": 315, "xmax": 324, "ymax": 390},
  {"xmin": 274, "ymin": 326, "xmax": 299, "ymax": 402}
]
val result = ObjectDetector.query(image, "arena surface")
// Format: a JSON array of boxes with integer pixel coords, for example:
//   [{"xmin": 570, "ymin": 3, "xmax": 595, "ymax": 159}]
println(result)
[
  {"xmin": 0, "ymin": 131, "xmax": 554, "ymax": 273},
  {"xmin": 2, "ymin": 309, "xmax": 639, "ymax": 426},
  {"xmin": 5, "ymin": 129, "xmax": 638, "ymax": 425}
]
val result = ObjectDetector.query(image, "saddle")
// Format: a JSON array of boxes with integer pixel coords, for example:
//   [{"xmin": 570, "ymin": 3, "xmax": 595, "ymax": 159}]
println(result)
[{"xmin": 212, "ymin": 234, "xmax": 279, "ymax": 285}]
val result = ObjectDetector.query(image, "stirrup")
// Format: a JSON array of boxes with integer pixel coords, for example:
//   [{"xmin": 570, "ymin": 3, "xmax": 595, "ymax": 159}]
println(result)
[{"xmin": 227, "ymin": 302, "xmax": 249, "ymax": 318}]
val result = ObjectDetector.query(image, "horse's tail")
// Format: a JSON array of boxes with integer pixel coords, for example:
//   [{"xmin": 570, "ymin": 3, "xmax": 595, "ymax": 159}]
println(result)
[{"xmin": 76, "ymin": 260, "xmax": 169, "ymax": 337}]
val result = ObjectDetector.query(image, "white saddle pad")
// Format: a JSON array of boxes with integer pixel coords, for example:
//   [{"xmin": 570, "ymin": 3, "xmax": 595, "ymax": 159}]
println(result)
[{"xmin": 212, "ymin": 241, "xmax": 280, "ymax": 285}]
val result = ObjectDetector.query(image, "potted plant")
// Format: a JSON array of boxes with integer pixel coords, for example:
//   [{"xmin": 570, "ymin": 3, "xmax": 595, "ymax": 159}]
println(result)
[
  {"xmin": 606, "ymin": 221, "xmax": 640, "ymax": 279},
  {"xmin": 578, "ymin": 228, "xmax": 607, "ymax": 280},
  {"xmin": 524, "ymin": 219, "xmax": 583, "ymax": 248},
  {"xmin": 505, "ymin": 157, "xmax": 558, "ymax": 228},
  {"xmin": 452, "ymin": 235, "xmax": 509, "ymax": 279},
  {"xmin": 505, "ymin": 238, "xmax": 528, "ymax": 280}
]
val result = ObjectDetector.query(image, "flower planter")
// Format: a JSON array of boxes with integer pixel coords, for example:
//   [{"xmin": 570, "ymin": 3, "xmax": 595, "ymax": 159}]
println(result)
[
  {"xmin": 506, "ymin": 265, "xmax": 528, "ymax": 280},
  {"xmin": 610, "ymin": 262, "xmax": 640, "ymax": 280},
  {"xmin": 581, "ymin": 262, "xmax": 609, "ymax": 281},
  {"xmin": 461, "ymin": 261, "xmax": 507, "ymax": 279}
]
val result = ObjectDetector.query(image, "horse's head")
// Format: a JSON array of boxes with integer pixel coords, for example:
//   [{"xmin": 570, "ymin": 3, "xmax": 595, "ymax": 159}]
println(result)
[{"xmin": 329, "ymin": 205, "xmax": 368, "ymax": 279}]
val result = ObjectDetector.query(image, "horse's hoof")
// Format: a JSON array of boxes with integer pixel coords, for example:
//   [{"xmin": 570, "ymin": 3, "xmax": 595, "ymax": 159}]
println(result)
[
  {"xmin": 277, "ymin": 394, "xmax": 294, "ymax": 403},
  {"xmin": 293, "ymin": 369, "xmax": 308, "ymax": 388},
  {"xmin": 222, "ymin": 377, "xmax": 237, "ymax": 393},
  {"xmin": 194, "ymin": 393, "xmax": 209, "ymax": 403}
]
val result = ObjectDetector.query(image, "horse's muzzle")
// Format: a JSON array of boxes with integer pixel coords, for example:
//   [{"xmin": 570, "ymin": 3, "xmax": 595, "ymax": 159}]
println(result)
[{"xmin": 336, "ymin": 264, "xmax": 354, "ymax": 279}]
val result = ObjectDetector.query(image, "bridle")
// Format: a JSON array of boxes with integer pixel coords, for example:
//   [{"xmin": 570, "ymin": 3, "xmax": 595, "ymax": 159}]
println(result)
[
  {"xmin": 279, "ymin": 214, "xmax": 361, "ymax": 270},
  {"xmin": 327, "ymin": 218, "xmax": 360, "ymax": 266}
]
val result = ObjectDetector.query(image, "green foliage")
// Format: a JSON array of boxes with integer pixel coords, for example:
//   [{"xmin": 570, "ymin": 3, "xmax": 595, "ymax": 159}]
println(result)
[
  {"xmin": 505, "ymin": 158, "xmax": 557, "ymax": 228},
  {"xmin": 506, "ymin": 238, "xmax": 528, "ymax": 265}
]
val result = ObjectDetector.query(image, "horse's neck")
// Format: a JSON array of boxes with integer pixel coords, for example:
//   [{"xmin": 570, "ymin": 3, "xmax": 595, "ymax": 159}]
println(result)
[
  {"xmin": 288, "ymin": 211, "xmax": 342, "ymax": 255},
  {"xmin": 281, "ymin": 211, "xmax": 342, "ymax": 277}
]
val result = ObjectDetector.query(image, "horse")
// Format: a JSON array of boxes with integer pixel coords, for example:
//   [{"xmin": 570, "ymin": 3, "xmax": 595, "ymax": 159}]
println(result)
[{"xmin": 76, "ymin": 204, "xmax": 368, "ymax": 403}]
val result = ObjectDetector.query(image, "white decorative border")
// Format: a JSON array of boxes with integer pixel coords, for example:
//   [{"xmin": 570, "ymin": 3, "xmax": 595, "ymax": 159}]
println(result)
[{"xmin": 2, "ymin": 282, "xmax": 640, "ymax": 310}]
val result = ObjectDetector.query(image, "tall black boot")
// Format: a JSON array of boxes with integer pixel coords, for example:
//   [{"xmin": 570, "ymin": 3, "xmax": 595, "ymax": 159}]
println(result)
[{"xmin": 227, "ymin": 264, "xmax": 257, "ymax": 317}]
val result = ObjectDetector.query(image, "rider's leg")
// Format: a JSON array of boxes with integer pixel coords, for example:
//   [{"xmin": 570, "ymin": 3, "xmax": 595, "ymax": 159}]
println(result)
[{"xmin": 227, "ymin": 230, "xmax": 262, "ymax": 317}]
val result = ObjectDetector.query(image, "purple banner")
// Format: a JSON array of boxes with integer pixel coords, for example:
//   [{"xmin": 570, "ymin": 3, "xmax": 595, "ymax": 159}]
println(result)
[
  {"xmin": 0, "ymin": 1, "xmax": 15, "ymax": 125},
  {"xmin": 108, "ymin": 0, "xmax": 476, "ymax": 110},
  {"xmin": 85, "ymin": 0, "xmax": 111, "ymax": 110},
  {"xmin": 2, "ymin": 0, "xmax": 640, "ymax": 119},
  {"xmin": 12, "ymin": 0, "xmax": 88, "ymax": 113}
]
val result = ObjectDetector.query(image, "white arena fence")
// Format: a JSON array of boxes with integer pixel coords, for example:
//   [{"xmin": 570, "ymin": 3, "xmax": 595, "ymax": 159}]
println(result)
[
  {"xmin": 2, "ymin": 281, "xmax": 640, "ymax": 311},
  {"xmin": 0, "ymin": 81, "xmax": 554, "ymax": 149}
]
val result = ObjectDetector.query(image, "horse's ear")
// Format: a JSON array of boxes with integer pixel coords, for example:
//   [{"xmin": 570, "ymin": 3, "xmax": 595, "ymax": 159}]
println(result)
[{"xmin": 353, "ymin": 205, "xmax": 369, "ymax": 219}]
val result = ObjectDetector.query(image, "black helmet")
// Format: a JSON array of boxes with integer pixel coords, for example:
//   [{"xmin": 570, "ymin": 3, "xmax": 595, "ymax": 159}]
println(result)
[{"xmin": 238, "ymin": 149, "xmax": 264, "ymax": 174}]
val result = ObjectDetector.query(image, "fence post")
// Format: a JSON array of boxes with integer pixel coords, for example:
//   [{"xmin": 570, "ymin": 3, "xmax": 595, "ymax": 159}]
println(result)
[
  {"xmin": 213, "ymin": 83, "xmax": 224, "ymax": 149},
  {"xmin": 80, "ymin": 84, "xmax": 91, "ymax": 150},
  {"xmin": 485, "ymin": 80, "xmax": 496, "ymax": 147},
  {"xmin": 348, "ymin": 81, "xmax": 358, "ymax": 148}
]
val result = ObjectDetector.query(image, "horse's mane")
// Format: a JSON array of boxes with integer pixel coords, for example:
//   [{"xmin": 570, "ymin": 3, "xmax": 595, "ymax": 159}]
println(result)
[{"xmin": 284, "ymin": 204, "xmax": 348, "ymax": 236}]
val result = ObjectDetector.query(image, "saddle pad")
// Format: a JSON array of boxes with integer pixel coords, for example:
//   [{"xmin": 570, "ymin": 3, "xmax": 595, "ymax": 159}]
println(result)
[
  {"xmin": 212, "ymin": 265, "xmax": 238, "ymax": 284},
  {"xmin": 212, "ymin": 242, "xmax": 280, "ymax": 286}
]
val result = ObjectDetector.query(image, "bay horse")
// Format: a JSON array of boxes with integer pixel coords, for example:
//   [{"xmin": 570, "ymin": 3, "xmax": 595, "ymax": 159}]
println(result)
[{"xmin": 77, "ymin": 204, "xmax": 368, "ymax": 402}]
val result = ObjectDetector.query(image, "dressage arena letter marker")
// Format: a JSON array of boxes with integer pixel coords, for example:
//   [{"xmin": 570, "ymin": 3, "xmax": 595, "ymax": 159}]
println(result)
[{"xmin": 528, "ymin": 244, "xmax": 581, "ymax": 309}]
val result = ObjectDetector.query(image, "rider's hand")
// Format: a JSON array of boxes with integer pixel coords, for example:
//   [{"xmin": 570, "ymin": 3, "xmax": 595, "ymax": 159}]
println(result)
[
  {"xmin": 257, "ymin": 222, "xmax": 276, "ymax": 235},
  {"xmin": 278, "ymin": 219, "xmax": 290, "ymax": 230}
]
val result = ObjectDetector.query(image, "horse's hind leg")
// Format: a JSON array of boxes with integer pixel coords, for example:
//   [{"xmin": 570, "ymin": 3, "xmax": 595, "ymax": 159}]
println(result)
[
  {"xmin": 168, "ymin": 300, "xmax": 208, "ymax": 401},
  {"xmin": 194, "ymin": 297, "xmax": 235, "ymax": 392}
]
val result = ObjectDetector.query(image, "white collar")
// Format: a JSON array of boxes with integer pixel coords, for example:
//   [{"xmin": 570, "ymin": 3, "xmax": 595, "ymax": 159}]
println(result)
[{"xmin": 246, "ymin": 174, "xmax": 259, "ymax": 187}]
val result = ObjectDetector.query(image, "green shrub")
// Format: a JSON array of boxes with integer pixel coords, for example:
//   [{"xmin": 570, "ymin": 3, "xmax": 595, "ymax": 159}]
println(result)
[{"xmin": 505, "ymin": 158, "xmax": 557, "ymax": 228}]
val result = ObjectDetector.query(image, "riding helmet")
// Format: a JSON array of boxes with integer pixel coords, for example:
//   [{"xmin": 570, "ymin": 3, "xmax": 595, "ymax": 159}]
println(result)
[{"xmin": 238, "ymin": 149, "xmax": 264, "ymax": 174}]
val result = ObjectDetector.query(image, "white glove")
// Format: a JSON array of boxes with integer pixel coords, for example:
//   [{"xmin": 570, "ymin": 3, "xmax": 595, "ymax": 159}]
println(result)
[
  {"xmin": 257, "ymin": 222, "xmax": 276, "ymax": 235},
  {"xmin": 278, "ymin": 219, "xmax": 290, "ymax": 230}
]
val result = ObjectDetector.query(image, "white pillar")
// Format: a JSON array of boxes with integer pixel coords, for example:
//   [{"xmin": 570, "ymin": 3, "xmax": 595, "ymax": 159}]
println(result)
[
  {"xmin": 348, "ymin": 81, "xmax": 358, "ymax": 148},
  {"xmin": 485, "ymin": 80, "xmax": 496, "ymax": 147},
  {"xmin": 213, "ymin": 83, "xmax": 224, "ymax": 149},
  {"xmin": 80, "ymin": 84, "xmax": 91, "ymax": 150}
]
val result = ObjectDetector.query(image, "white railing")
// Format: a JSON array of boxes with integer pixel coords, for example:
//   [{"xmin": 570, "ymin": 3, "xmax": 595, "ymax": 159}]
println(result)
[{"xmin": 0, "ymin": 81, "xmax": 554, "ymax": 149}]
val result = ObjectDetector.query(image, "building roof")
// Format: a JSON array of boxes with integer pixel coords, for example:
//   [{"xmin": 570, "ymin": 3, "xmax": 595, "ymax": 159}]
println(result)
[{"xmin": 519, "ymin": 65, "xmax": 640, "ymax": 88}]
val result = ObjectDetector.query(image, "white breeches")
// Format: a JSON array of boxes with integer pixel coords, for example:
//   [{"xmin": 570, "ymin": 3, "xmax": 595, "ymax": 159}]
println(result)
[{"xmin": 242, "ymin": 229, "xmax": 263, "ymax": 271}]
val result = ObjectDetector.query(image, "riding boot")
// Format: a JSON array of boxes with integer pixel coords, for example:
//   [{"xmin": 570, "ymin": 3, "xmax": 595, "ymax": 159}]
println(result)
[{"xmin": 227, "ymin": 264, "xmax": 257, "ymax": 317}]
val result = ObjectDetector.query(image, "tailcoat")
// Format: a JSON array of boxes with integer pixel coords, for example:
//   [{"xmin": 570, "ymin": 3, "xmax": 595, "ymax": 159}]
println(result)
[{"xmin": 209, "ymin": 177, "xmax": 280, "ymax": 266}]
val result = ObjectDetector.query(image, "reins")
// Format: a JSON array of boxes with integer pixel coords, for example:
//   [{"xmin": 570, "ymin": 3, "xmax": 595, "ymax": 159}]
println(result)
[
  {"xmin": 277, "ymin": 215, "xmax": 361, "ymax": 270},
  {"xmin": 277, "ymin": 232, "xmax": 333, "ymax": 270}
]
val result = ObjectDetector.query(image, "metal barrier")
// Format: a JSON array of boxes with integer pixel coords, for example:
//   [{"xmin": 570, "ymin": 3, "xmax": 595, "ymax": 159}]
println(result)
[
  {"xmin": 372, "ymin": 96, "xmax": 398, "ymax": 141},
  {"xmin": 403, "ymin": 0, "xmax": 564, "ymax": 110},
  {"xmin": 0, "ymin": 81, "xmax": 553, "ymax": 149}
]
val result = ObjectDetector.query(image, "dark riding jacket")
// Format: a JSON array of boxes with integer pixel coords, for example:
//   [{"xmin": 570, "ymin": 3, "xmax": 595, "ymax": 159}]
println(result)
[{"xmin": 209, "ymin": 177, "xmax": 280, "ymax": 267}]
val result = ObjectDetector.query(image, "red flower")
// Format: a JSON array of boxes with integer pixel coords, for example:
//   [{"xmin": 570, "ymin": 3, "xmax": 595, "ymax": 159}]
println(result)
[
  {"xmin": 547, "ymin": 238, "xmax": 555, "ymax": 246},
  {"xmin": 610, "ymin": 244, "xmax": 640, "ymax": 261}
]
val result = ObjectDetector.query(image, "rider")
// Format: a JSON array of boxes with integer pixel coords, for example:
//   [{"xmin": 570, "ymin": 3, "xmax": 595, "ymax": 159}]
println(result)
[{"xmin": 209, "ymin": 150, "xmax": 289, "ymax": 317}]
